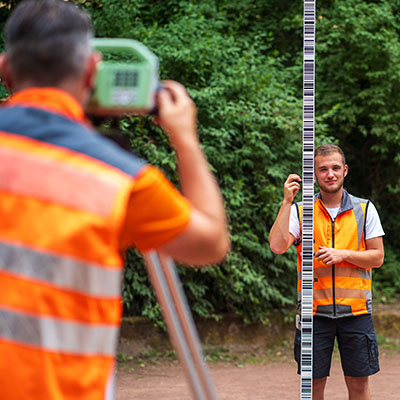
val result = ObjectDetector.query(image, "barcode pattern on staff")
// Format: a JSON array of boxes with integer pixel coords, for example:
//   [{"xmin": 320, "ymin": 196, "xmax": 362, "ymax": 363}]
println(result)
[{"xmin": 301, "ymin": 1, "xmax": 315, "ymax": 399}]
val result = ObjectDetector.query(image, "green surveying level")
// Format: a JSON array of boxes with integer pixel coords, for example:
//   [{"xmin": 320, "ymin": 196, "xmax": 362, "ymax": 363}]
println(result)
[{"xmin": 87, "ymin": 38, "xmax": 161, "ymax": 116}]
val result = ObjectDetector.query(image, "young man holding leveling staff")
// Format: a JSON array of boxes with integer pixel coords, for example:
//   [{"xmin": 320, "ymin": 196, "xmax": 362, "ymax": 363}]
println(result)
[
  {"xmin": 269, "ymin": 144, "xmax": 384, "ymax": 400},
  {"xmin": 0, "ymin": 0, "xmax": 229, "ymax": 398}
]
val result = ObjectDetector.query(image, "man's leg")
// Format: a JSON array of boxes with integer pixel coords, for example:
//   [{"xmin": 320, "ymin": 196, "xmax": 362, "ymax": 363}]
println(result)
[
  {"xmin": 344, "ymin": 376, "xmax": 370, "ymax": 400},
  {"xmin": 313, "ymin": 377, "xmax": 327, "ymax": 400},
  {"xmin": 338, "ymin": 315, "xmax": 379, "ymax": 400}
]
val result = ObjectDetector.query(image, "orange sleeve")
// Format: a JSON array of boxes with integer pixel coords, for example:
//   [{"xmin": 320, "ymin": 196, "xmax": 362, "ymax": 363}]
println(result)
[{"xmin": 120, "ymin": 165, "xmax": 191, "ymax": 252}]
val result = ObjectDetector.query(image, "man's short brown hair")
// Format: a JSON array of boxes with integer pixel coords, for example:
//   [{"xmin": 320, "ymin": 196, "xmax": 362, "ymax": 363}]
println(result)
[{"xmin": 315, "ymin": 144, "xmax": 346, "ymax": 166}]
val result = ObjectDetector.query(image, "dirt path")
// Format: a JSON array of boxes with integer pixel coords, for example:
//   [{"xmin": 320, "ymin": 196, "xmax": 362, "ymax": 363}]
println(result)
[{"xmin": 116, "ymin": 352, "xmax": 400, "ymax": 399}]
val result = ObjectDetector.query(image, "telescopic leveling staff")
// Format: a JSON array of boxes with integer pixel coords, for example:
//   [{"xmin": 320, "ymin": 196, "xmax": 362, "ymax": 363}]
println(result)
[{"xmin": 301, "ymin": 1, "xmax": 315, "ymax": 399}]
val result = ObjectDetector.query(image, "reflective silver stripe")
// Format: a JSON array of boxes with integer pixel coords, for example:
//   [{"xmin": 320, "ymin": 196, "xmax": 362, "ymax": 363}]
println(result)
[
  {"xmin": 313, "ymin": 266, "xmax": 331, "ymax": 279},
  {"xmin": 349, "ymin": 195, "xmax": 365, "ymax": 250},
  {"xmin": 0, "ymin": 307, "xmax": 118, "ymax": 356},
  {"xmin": 0, "ymin": 241, "xmax": 122, "ymax": 297},
  {"xmin": 312, "ymin": 266, "xmax": 371, "ymax": 280},
  {"xmin": 300, "ymin": 266, "xmax": 371, "ymax": 284},
  {"xmin": 334, "ymin": 287, "xmax": 370, "ymax": 300},
  {"xmin": 337, "ymin": 266, "xmax": 371, "ymax": 280},
  {"xmin": 300, "ymin": 287, "xmax": 372, "ymax": 301},
  {"xmin": 313, "ymin": 288, "xmax": 332, "ymax": 300},
  {"xmin": 298, "ymin": 288, "xmax": 333, "ymax": 301}
]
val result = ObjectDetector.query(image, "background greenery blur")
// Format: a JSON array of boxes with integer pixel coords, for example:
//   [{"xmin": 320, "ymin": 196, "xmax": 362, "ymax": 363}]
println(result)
[{"xmin": 1, "ymin": 0, "xmax": 400, "ymax": 326}]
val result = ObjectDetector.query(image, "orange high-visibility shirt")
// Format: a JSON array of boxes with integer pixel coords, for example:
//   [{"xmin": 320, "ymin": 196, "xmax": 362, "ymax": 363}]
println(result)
[{"xmin": 0, "ymin": 88, "xmax": 191, "ymax": 399}]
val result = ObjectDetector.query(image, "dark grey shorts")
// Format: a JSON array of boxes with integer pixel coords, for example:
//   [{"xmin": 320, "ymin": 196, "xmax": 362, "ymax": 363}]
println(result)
[{"xmin": 294, "ymin": 314, "xmax": 380, "ymax": 379}]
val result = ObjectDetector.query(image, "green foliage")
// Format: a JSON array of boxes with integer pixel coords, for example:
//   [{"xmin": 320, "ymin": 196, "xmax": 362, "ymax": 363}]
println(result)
[
  {"xmin": 0, "ymin": 0, "xmax": 14, "ymax": 99},
  {"xmin": 83, "ymin": 0, "xmax": 400, "ymax": 321},
  {"xmin": 316, "ymin": 1, "xmax": 400, "ymax": 246},
  {"xmin": 84, "ymin": 0, "xmax": 334, "ymax": 324},
  {"xmin": 1, "ymin": 0, "xmax": 400, "ymax": 324},
  {"xmin": 313, "ymin": 0, "xmax": 400, "ymax": 296},
  {"xmin": 373, "ymin": 247, "xmax": 400, "ymax": 301}
]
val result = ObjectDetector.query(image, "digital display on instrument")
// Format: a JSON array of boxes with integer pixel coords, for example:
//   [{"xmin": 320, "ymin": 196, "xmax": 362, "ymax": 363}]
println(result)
[{"xmin": 114, "ymin": 71, "xmax": 138, "ymax": 87}]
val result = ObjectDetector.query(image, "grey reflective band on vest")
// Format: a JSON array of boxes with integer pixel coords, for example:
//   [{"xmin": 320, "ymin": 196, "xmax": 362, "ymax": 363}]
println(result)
[
  {"xmin": 0, "ymin": 241, "xmax": 122, "ymax": 297},
  {"xmin": 349, "ymin": 195, "xmax": 365, "ymax": 250},
  {"xmin": 305, "ymin": 266, "xmax": 371, "ymax": 281},
  {"xmin": 0, "ymin": 307, "xmax": 118, "ymax": 356}
]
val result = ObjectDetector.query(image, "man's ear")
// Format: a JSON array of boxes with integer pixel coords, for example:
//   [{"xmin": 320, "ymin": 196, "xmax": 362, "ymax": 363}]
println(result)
[
  {"xmin": 0, "ymin": 53, "xmax": 14, "ymax": 91},
  {"xmin": 83, "ymin": 51, "xmax": 102, "ymax": 91},
  {"xmin": 344, "ymin": 164, "xmax": 349, "ymax": 178}
]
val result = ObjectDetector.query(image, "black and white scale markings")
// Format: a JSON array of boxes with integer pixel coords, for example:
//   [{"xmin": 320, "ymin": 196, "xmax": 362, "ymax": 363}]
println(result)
[{"xmin": 301, "ymin": 1, "xmax": 315, "ymax": 399}]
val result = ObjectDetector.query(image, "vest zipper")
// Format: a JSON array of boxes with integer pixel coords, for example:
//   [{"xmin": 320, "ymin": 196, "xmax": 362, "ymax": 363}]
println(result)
[
  {"xmin": 331, "ymin": 218, "xmax": 336, "ymax": 317},
  {"xmin": 320, "ymin": 200, "xmax": 339, "ymax": 318}
]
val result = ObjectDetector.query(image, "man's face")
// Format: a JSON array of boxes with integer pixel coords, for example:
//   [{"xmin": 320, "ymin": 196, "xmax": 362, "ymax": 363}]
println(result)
[{"xmin": 315, "ymin": 152, "xmax": 348, "ymax": 194}]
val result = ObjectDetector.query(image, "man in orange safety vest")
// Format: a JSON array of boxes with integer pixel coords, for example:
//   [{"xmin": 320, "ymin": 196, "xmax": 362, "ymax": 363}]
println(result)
[
  {"xmin": 269, "ymin": 144, "xmax": 384, "ymax": 400},
  {"xmin": 0, "ymin": 0, "xmax": 229, "ymax": 399}
]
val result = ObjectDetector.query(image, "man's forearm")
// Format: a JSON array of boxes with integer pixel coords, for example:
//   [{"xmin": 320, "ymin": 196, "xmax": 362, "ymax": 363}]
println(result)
[
  {"xmin": 341, "ymin": 249, "xmax": 383, "ymax": 269},
  {"xmin": 316, "ymin": 238, "xmax": 384, "ymax": 268}
]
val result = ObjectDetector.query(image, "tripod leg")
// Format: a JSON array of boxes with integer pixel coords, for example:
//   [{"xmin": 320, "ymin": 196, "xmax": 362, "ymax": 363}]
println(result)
[{"xmin": 143, "ymin": 251, "xmax": 218, "ymax": 400}]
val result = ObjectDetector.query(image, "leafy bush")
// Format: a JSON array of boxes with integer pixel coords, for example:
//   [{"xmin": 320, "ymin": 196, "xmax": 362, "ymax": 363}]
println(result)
[
  {"xmin": 84, "ymin": 0, "xmax": 336, "ymax": 323},
  {"xmin": 1, "ymin": 0, "xmax": 400, "ymax": 324}
]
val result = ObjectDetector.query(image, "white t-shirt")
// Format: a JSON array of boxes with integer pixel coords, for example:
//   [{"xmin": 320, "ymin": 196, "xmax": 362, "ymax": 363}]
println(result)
[{"xmin": 289, "ymin": 201, "xmax": 384, "ymax": 240}]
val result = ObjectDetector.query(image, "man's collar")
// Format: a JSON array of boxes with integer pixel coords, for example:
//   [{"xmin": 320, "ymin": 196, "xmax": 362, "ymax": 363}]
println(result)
[
  {"xmin": 315, "ymin": 189, "xmax": 353, "ymax": 211},
  {"xmin": 4, "ymin": 87, "xmax": 87, "ymax": 123}
]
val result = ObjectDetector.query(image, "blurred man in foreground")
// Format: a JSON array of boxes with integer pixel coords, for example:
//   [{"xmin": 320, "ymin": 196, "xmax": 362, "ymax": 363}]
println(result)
[{"xmin": 0, "ymin": 0, "xmax": 229, "ymax": 398}]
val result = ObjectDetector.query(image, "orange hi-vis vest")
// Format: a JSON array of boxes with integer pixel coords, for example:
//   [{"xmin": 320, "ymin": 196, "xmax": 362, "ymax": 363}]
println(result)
[
  {"xmin": 295, "ymin": 190, "xmax": 371, "ymax": 318},
  {"xmin": 0, "ymin": 88, "xmax": 187, "ymax": 399}
]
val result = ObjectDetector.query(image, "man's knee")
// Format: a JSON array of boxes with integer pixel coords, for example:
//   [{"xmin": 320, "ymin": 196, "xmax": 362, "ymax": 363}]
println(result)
[
  {"xmin": 345, "ymin": 376, "xmax": 370, "ymax": 397},
  {"xmin": 313, "ymin": 377, "xmax": 327, "ymax": 399}
]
